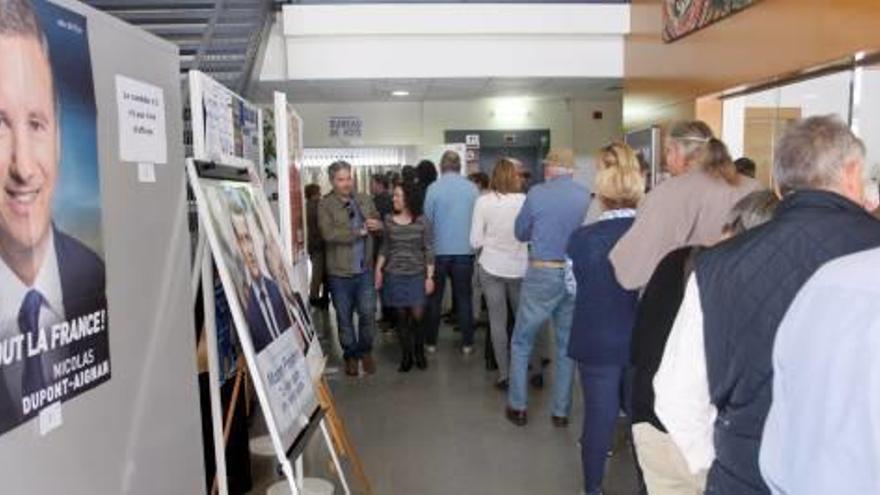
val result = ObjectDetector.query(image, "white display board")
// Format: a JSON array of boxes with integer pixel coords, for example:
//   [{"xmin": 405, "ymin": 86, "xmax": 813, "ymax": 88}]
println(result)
[
  {"xmin": 188, "ymin": 162, "xmax": 320, "ymax": 470},
  {"xmin": 189, "ymin": 70, "xmax": 262, "ymax": 170},
  {"xmin": 273, "ymin": 92, "xmax": 326, "ymax": 379}
]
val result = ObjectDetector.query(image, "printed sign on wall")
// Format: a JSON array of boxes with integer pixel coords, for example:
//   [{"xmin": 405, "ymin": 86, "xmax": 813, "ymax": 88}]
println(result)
[
  {"xmin": 115, "ymin": 75, "xmax": 167, "ymax": 164},
  {"xmin": 329, "ymin": 116, "xmax": 363, "ymax": 139}
]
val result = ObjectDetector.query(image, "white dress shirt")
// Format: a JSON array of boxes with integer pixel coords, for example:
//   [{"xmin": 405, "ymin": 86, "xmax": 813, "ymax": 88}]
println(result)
[
  {"xmin": 470, "ymin": 192, "xmax": 528, "ymax": 279},
  {"xmin": 760, "ymin": 247, "xmax": 880, "ymax": 494},
  {"xmin": 0, "ymin": 231, "xmax": 66, "ymax": 405},
  {"xmin": 653, "ymin": 273, "xmax": 716, "ymax": 474}
]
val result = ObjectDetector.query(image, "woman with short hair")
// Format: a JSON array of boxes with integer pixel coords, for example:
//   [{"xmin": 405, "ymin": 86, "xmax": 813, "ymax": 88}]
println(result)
[
  {"xmin": 585, "ymin": 142, "xmax": 644, "ymax": 224},
  {"xmin": 566, "ymin": 149, "xmax": 645, "ymax": 495}
]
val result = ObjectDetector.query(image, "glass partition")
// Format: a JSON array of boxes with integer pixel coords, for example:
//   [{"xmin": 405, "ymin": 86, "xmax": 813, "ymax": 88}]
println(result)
[{"xmin": 722, "ymin": 71, "xmax": 853, "ymax": 187}]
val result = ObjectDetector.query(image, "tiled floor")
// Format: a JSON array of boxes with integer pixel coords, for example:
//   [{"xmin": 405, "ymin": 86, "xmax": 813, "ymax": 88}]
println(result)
[{"xmin": 248, "ymin": 321, "xmax": 642, "ymax": 495}]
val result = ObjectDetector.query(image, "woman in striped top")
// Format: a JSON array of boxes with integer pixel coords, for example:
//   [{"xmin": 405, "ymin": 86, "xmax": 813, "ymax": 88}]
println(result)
[{"xmin": 375, "ymin": 182, "xmax": 436, "ymax": 372}]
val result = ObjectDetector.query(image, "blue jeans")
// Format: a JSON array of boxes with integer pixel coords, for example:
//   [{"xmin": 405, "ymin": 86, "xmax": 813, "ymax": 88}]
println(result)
[
  {"xmin": 328, "ymin": 272, "xmax": 376, "ymax": 360},
  {"xmin": 579, "ymin": 364, "xmax": 626, "ymax": 494},
  {"xmin": 507, "ymin": 266, "xmax": 575, "ymax": 418},
  {"xmin": 426, "ymin": 255, "xmax": 475, "ymax": 347}
]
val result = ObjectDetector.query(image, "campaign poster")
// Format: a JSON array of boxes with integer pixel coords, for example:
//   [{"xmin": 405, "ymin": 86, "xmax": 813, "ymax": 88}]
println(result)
[
  {"xmin": 286, "ymin": 106, "xmax": 308, "ymax": 268},
  {"xmin": 198, "ymin": 73, "xmax": 261, "ymax": 169},
  {"xmin": 213, "ymin": 273, "xmax": 239, "ymax": 385},
  {"xmin": 0, "ymin": 0, "xmax": 110, "ymax": 437},
  {"xmin": 196, "ymin": 178, "xmax": 318, "ymax": 450}
]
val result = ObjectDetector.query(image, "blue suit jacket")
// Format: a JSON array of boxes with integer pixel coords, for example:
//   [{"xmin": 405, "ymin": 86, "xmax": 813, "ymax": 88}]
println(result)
[
  {"xmin": 0, "ymin": 228, "xmax": 106, "ymax": 432},
  {"xmin": 245, "ymin": 275, "xmax": 291, "ymax": 353}
]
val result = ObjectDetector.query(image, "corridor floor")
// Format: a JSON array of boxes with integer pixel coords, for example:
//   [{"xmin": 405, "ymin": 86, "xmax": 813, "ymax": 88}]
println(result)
[{"xmin": 326, "ymin": 326, "xmax": 643, "ymax": 495}]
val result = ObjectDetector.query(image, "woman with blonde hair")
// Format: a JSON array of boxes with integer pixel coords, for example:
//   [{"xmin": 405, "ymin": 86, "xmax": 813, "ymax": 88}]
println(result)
[
  {"xmin": 585, "ymin": 142, "xmax": 644, "ymax": 224},
  {"xmin": 566, "ymin": 160, "xmax": 645, "ymax": 495},
  {"xmin": 470, "ymin": 157, "xmax": 529, "ymax": 389},
  {"xmin": 610, "ymin": 121, "xmax": 759, "ymax": 290}
]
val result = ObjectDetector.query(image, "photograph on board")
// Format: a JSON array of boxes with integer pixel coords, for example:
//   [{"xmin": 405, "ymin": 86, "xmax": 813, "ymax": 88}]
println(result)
[
  {"xmin": 199, "ymin": 179, "xmax": 318, "ymax": 448},
  {"xmin": 0, "ymin": 0, "xmax": 110, "ymax": 437}
]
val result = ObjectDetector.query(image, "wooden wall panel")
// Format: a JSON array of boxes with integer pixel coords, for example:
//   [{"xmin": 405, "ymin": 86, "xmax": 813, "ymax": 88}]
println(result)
[{"xmin": 625, "ymin": 0, "xmax": 880, "ymax": 130}]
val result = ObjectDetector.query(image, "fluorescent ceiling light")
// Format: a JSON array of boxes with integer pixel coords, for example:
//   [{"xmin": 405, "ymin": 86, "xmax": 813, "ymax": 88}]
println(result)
[{"xmin": 391, "ymin": 90, "xmax": 410, "ymax": 97}]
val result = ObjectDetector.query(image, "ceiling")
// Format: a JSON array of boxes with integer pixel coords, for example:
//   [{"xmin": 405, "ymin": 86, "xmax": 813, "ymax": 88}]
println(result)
[
  {"xmin": 83, "ymin": 0, "xmax": 276, "ymax": 92},
  {"xmin": 251, "ymin": 77, "xmax": 623, "ymax": 104}
]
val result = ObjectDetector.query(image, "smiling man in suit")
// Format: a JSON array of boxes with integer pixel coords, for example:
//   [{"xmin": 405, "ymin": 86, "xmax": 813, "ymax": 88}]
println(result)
[
  {"xmin": 0, "ymin": 0, "xmax": 107, "ymax": 433},
  {"xmin": 229, "ymin": 206, "xmax": 291, "ymax": 354}
]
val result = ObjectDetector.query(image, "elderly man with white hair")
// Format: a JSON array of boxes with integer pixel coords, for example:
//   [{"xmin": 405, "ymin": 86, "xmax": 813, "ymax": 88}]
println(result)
[{"xmin": 653, "ymin": 115, "xmax": 880, "ymax": 495}]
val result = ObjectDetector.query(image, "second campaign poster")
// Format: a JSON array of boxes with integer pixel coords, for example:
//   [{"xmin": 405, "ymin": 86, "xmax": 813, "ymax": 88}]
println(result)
[
  {"xmin": 196, "ymin": 178, "xmax": 318, "ymax": 451},
  {"xmin": 0, "ymin": 0, "xmax": 110, "ymax": 437}
]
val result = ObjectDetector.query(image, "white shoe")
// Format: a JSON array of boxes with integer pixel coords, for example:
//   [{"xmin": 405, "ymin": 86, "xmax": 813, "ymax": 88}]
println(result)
[
  {"xmin": 461, "ymin": 345, "xmax": 474, "ymax": 355},
  {"xmin": 425, "ymin": 345, "xmax": 437, "ymax": 354}
]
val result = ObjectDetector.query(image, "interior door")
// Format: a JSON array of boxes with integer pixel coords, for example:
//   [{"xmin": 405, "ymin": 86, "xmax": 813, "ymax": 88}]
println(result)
[{"xmin": 744, "ymin": 107, "xmax": 802, "ymax": 187}]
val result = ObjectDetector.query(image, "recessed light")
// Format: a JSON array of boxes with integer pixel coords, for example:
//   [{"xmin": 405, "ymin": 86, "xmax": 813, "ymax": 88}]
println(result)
[{"xmin": 391, "ymin": 90, "xmax": 410, "ymax": 97}]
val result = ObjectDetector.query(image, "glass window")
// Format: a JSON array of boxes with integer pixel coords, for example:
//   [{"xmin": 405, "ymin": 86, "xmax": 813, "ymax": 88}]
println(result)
[
  {"xmin": 722, "ymin": 71, "xmax": 853, "ymax": 186},
  {"xmin": 852, "ymin": 62, "xmax": 880, "ymax": 209}
]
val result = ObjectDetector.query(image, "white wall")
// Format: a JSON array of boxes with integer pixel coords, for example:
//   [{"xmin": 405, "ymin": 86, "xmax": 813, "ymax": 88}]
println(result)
[
  {"xmin": 291, "ymin": 95, "xmax": 622, "ymax": 186},
  {"xmin": 266, "ymin": 4, "xmax": 627, "ymax": 81}
]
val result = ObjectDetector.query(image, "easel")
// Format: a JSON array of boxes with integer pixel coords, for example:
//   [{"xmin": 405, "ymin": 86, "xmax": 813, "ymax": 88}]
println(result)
[{"xmin": 189, "ymin": 160, "xmax": 353, "ymax": 495}]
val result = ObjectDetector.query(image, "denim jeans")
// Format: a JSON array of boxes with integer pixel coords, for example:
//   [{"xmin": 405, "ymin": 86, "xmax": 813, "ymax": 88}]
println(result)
[
  {"xmin": 508, "ymin": 266, "xmax": 575, "ymax": 418},
  {"xmin": 579, "ymin": 364, "xmax": 626, "ymax": 494},
  {"xmin": 426, "ymin": 255, "xmax": 475, "ymax": 347},
  {"xmin": 327, "ymin": 271, "xmax": 376, "ymax": 360}
]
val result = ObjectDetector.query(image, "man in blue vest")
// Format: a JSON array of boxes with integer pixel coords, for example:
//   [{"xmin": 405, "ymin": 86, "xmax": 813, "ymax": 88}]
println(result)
[{"xmin": 655, "ymin": 115, "xmax": 880, "ymax": 494}]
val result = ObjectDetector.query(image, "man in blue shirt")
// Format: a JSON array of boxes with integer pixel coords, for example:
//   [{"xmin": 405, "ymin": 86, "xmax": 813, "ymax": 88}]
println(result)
[
  {"xmin": 506, "ymin": 148, "xmax": 590, "ymax": 427},
  {"xmin": 424, "ymin": 150, "xmax": 479, "ymax": 354}
]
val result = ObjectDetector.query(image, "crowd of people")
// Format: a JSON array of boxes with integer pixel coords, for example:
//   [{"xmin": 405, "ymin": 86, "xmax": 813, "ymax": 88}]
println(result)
[{"xmin": 304, "ymin": 113, "xmax": 880, "ymax": 495}]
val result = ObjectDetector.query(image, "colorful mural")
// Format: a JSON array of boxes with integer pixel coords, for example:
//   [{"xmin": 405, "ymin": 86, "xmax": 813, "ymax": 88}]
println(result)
[{"xmin": 663, "ymin": 0, "xmax": 757, "ymax": 42}]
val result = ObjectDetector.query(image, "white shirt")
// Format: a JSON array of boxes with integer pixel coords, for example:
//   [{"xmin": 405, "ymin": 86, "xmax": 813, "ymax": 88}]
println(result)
[
  {"xmin": 470, "ymin": 192, "xmax": 528, "ymax": 279},
  {"xmin": 760, "ymin": 247, "xmax": 880, "ymax": 494},
  {"xmin": 653, "ymin": 273, "xmax": 716, "ymax": 474},
  {"xmin": 0, "ymin": 231, "xmax": 66, "ymax": 405}
]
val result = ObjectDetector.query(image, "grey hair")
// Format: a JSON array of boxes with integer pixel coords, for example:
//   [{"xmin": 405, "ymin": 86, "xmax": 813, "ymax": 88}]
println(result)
[
  {"xmin": 773, "ymin": 115, "xmax": 865, "ymax": 191},
  {"xmin": 668, "ymin": 120, "xmax": 714, "ymax": 168},
  {"xmin": 327, "ymin": 160, "xmax": 352, "ymax": 181},
  {"xmin": 723, "ymin": 190, "xmax": 779, "ymax": 236},
  {"xmin": 439, "ymin": 150, "xmax": 461, "ymax": 173}
]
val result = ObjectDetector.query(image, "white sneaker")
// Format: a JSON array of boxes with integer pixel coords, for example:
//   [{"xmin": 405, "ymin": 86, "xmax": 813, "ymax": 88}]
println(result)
[
  {"xmin": 462, "ymin": 345, "xmax": 474, "ymax": 355},
  {"xmin": 425, "ymin": 345, "xmax": 437, "ymax": 354}
]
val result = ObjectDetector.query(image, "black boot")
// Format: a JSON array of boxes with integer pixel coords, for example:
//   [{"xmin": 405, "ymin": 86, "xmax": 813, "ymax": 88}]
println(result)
[
  {"xmin": 414, "ymin": 321, "xmax": 428, "ymax": 370},
  {"xmin": 399, "ymin": 352, "xmax": 413, "ymax": 373},
  {"xmin": 398, "ymin": 318, "xmax": 414, "ymax": 373}
]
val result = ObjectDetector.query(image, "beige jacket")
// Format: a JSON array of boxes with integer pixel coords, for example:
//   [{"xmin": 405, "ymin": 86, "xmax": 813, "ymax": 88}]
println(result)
[{"xmin": 610, "ymin": 171, "xmax": 761, "ymax": 290}]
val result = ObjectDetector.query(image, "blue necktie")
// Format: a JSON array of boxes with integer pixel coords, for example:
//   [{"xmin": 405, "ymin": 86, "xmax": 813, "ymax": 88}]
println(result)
[{"xmin": 19, "ymin": 290, "xmax": 46, "ymax": 397}]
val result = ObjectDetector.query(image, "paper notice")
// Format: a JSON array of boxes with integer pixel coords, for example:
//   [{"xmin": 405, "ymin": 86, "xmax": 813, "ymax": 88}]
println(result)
[
  {"xmin": 138, "ymin": 162, "xmax": 156, "ymax": 183},
  {"xmin": 39, "ymin": 402, "xmax": 63, "ymax": 436},
  {"xmin": 116, "ymin": 75, "xmax": 167, "ymax": 164}
]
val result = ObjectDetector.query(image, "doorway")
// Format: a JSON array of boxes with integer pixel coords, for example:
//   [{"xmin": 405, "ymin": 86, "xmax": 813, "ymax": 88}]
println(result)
[
  {"xmin": 444, "ymin": 129, "xmax": 551, "ymax": 186},
  {"xmin": 743, "ymin": 107, "xmax": 802, "ymax": 186}
]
